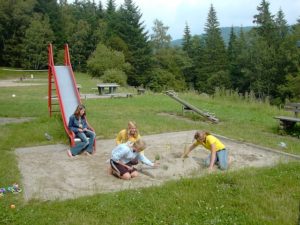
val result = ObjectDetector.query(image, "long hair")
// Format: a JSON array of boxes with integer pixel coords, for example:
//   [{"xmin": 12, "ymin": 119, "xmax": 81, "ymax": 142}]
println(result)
[
  {"xmin": 74, "ymin": 104, "xmax": 86, "ymax": 118},
  {"xmin": 127, "ymin": 121, "xmax": 139, "ymax": 137}
]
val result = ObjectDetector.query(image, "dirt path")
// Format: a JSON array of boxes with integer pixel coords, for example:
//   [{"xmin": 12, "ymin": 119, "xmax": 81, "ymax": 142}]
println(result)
[
  {"xmin": 0, "ymin": 79, "xmax": 45, "ymax": 87},
  {"xmin": 0, "ymin": 117, "xmax": 34, "ymax": 125},
  {"xmin": 15, "ymin": 130, "xmax": 299, "ymax": 201}
]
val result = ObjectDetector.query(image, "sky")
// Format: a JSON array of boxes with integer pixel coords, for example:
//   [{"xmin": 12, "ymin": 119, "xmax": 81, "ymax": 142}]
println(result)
[{"xmin": 70, "ymin": 0, "xmax": 300, "ymax": 40}]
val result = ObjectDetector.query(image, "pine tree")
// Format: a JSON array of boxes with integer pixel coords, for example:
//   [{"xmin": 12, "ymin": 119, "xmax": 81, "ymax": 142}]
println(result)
[
  {"xmin": 227, "ymin": 27, "xmax": 237, "ymax": 61},
  {"xmin": 227, "ymin": 26, "xmax": 240, "ymax": 90},
  {"xmin": 104, "ymin": 0, "xmax": 117, "ymax": 37},
  {"xmin": 274, "ymin": 16, "xmax": 300, "ymax": 101},
  {"xmin": 231, "ymin": 27, "xmax": 251, "ymax": 93},
  {"xmin": 117, "ymin": 0, "xmax": 152, "ymax": 86},
  {"xmin": 106, "ymin": 0, "xmax": 116, "ymax": 15},
  {"xmin": 182, "ymin": 33, "xmax": 204, "ymax": 88},
  {"xmin": 182, "ymin": 22, "xmax": 192, "ymax": 57},
  {"xmin": 252, "ymin": 1, "xmax": 297, "ymax": 101},
  {"xmin": 253, "ymin": 0, "xmax": 276, "ymax": 46},
  {"xmin": 196, "ymin": 4, "xmax": 229, "ymax": 93},
  {"xmin": 34, "ymin": 0, "xmax": 64, "ymax": 47},
  {"xmin": 275, "ymin": 8, "xmax": 289, "ymax": 41}
]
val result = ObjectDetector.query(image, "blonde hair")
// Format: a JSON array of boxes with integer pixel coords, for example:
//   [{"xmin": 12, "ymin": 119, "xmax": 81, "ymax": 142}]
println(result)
[
  {"xmin": 128, "ymin": 121, "xmax": 137, "ymax": 129},
  {"xmin": 133, "ymin": 139, "xmax": 146, "ymax": 151},
  {"xmin": 127, "ymin": 121, "xmax": 139, "ymax": 137}
]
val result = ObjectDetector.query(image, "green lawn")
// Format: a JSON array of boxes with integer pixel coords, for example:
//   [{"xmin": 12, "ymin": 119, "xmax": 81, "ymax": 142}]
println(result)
[{"xmin": 0, "ymin": 68, "xmax": 299, "ymax": 224}]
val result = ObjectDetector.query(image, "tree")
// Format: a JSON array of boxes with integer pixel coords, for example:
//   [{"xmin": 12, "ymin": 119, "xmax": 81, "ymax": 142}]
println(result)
[
  {"xmin": 253, "ymin": 0, "xmax": 276, "ymax": 46},
  {"xmin": 0, "ymin": 0, "xmax": 36, "ymax": 67},
  {"xmin": 147, "ymin": 68, "xmax": 184, "ymax": 92},
  {"xmin": 104, "ymin": 0, "xmax": 119, "ymax": 40},
  {"xmin": 101, "ymin": 69, "xmax": 127, "ymax": 86},
  {"xmin": 69, "ymin": 20, "xmax": 91, "ymax": 71},
  {"xmin": 230, "ymin": 27, "xmax": 251, "ymax": 93},
  {"xmin": 275, "ymin": 8, "xmax": 289, "ymax": 41},
  {"xmin": 22, "ymin": 14, "xmax": 55, "ymax": 69},
  {"xmin": 149, "ymin": 48, "xmax": 190, "ymax": 91},
  {"xmin": 150, "ymin": 19, "xmax": 171, "ymax": 50},
  {"xmin": 196, "ymin": 4, "xmax": 228, "ymax": 94},
  {"xmin": 117, "ymin": 0, "xmax": 153, "ymax": 86},
  {"xmin": 188, "ymin": 35, "xmax": 205, "ymax": 85},
  {"xmin": 87, "ymin": 43, "xmax": 128, "ymax": 77},
  {"xmin": 252, "ymin": 1, "xmax": 298, "ymax": 102},
  {"xmin": 227, "ymin": 26, "xmax": 238, "ymax": 62},
  {"xmin": 278, "ymin": 21, "xmax": 300, "ymax": 101},
  {"xmin": 34, "ymin": 0, "xmax": 64, "ymax": 47},
  {"xmin": 227, "ymin": 26, "xmax": 241, "ymax": 91},
  {"xmin": 245, "ymin": 34, "xmax": 277, "ymax": 98},
  {"xmin": 182, "ymin": 22, "xmax": 192, "ymax": 57}
]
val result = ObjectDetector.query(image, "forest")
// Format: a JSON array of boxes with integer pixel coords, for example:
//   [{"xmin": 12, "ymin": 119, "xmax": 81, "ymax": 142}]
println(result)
[{"xmin": 0, "ymin": 0, "xmax": 299, "ymax": 104}]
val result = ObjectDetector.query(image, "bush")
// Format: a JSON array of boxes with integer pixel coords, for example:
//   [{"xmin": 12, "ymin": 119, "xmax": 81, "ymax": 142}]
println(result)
[
  {"xmin": 101, "ymin": 69, "xmax": 127, "ymax": 86},
  {"xmin": 87, "ymin": 43, "xmax": 127, "ymax": 77},
  {"xmin": 147, "ymin": 68, "xmax": 186, "ymax": 92}
]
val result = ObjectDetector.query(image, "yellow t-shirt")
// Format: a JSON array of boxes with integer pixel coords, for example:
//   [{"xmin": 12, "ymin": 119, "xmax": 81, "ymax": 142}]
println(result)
[
  {"xmin": 194, "ymin": 135, "xmax": 225, "ymax": 152},
  {"xmin": 115, "ymin": 129, "xmax": 141, "ymax": 145}
]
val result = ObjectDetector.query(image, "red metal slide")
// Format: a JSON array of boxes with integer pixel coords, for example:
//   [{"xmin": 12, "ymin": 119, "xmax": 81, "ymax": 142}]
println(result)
[{"xmin": 48, "ymin": 44, "xmax": 96, "ymax": 150}]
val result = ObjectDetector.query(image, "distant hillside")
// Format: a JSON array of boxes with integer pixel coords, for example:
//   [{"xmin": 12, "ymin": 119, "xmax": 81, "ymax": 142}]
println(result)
[{"xmin": 171, "ymin": 26, "xmax": 253, "ymax": 47}]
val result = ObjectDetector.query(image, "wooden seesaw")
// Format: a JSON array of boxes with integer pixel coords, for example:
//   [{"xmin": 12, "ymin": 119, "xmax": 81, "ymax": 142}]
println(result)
[{"xmin": 165, "ymin": 90, "xmax": 219, "ymax": 123}]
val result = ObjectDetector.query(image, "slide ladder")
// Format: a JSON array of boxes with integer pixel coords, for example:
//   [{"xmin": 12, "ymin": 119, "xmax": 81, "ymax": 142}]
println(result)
[
  {"xmin": 48, "ymin": 44, "xmax": 96, "ymax": 149},
  {"xmin": 165, "ymin": 90, "xmax": 219, "ymax": 123}
]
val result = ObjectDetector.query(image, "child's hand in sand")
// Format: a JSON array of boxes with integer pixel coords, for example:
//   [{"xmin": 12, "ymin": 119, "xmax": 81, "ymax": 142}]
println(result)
[
  {"xmin": 181, "ymin": 153, "xmax": 188, "ymax": 158},
  {"xmin": 153, "ymin": 162, "xmax": 160, "ymax": 168}
]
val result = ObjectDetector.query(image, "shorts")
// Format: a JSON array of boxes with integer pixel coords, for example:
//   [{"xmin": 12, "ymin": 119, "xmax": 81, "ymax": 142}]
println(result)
[{"xmin": 110, "ymin": 159, "xmax": 138, "ymax": 177}]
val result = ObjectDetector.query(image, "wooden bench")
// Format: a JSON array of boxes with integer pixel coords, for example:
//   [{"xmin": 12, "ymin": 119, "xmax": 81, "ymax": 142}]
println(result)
[{"xmin": 275, "ymin": 103, "xmax": 300, "ymax": 130}]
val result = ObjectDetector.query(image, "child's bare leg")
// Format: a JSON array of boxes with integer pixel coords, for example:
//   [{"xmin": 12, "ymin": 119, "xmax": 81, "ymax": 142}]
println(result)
[
  {"xmin": 121, "ymin": 172, "xmax": 131, "ymax": 180},
  {"xmin": 130, "ymin": 171, "xmax": 138, "ymax": 178}
]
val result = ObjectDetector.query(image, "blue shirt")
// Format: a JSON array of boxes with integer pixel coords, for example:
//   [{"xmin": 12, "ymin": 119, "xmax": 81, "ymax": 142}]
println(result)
[
  {"xmin": 111, "ymin": 143, "xmax": 154, "ymax": 166},
  {"xmin": 68, "ymin": 114, "xmax": 88, "ymax": 133}
]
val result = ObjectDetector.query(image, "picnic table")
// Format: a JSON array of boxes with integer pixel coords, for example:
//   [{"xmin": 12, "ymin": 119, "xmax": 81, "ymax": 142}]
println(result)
[
  {"xmin": 274, "ymin": 103, "xmax": 300, "ymax": 130},
  {"xmin": 97, "ymin": 83, "xmax": 120, "ymax": 95},
  {"xmin": 137, "ymin": 88, "xmax": 145, "ymax": 95}
]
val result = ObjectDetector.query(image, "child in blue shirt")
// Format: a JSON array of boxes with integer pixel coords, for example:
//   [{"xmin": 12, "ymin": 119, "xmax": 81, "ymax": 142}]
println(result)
[{"xmin": 110, "ymin": 139, "xmax": 158, "ymax": 180}]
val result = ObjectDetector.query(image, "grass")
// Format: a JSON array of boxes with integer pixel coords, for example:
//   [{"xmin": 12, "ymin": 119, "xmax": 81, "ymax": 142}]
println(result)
[
  {"xmin": 0, "ymin": 68, "xmax": 300, "ymax": 224},
  {"xmin": 1, "ymin": 163, "xmax": 299, "ymax": 225}
]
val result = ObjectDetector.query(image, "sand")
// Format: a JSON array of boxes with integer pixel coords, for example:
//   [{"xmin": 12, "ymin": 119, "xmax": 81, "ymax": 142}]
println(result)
[{"xmin": 15, "ymin": 130, "xmax": 299, "ymax": 201}]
